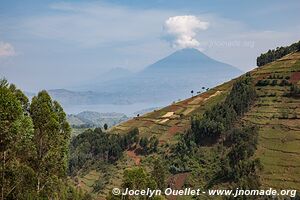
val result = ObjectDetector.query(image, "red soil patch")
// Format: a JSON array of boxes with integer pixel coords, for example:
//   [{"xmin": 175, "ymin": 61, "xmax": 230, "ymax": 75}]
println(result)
[
  {"xmin": 167, "ymin": 125, "xmax": 184, "ymax": 138},
  {"xmin": 167, "ymin": 173, "xmax": 189, "ymax": 200},
  {"xmin": 290, "ymin": 72, "xmax": 300, "ymax": 83},
  {"xmin": 126, "ymin": 150, "xmax": 140, "ymax": 165},
  {"xmin": 159, "ymin": 139, "xmax": 167, "ymax": 144}
]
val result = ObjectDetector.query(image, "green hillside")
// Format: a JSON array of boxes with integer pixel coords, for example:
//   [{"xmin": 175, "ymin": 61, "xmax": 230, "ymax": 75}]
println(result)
[{"xmin": 70, "ymin": 50, "xmax": 300, "ymax": 199}]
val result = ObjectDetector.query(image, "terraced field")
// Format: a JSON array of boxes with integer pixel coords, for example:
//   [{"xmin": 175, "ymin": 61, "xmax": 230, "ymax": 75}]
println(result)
[
  {"xmin": 110, "ymin": 84, "xmax": 232, "ymax": 143},
  {"xmin": 245, "ymin": 52, "xmax": 300, "ymax": 190}
]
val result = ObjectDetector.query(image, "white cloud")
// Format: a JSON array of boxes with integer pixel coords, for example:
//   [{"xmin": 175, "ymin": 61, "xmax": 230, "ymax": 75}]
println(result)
[
  {"xmin": 0, "ymin": 41, "xmax": 15, "ymax": 57},
  {"xmin": 163, "ymin": 15, "xmax": 209, "ymax": 48}
]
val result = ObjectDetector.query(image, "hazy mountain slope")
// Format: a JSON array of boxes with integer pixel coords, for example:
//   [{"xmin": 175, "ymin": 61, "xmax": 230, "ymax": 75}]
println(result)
[
  {"xmin": 98, "ymin": 48, "xmax": 242, "ymax": 103},
  {"xmin": 144, "ymin": 48, "xmax": 240, "ymax": 74},
  {"xmin": 50, "ymin": 49, "xmax": 242, "ymax": 107},
  {"xmin": 67, "ymin": 111, "xmax": 129, "ymax": 128}
]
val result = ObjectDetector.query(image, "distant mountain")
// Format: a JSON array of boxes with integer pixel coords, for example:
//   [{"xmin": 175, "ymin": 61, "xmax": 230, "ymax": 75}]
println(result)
[
  {"xmin": 49, "ymin": 48, "xmax": 243, "ymax": 106},
  {"xmin": 133, "ymin": 107, "xmax": 161, "ymax": 116},
  {"xmin": 47, "ymin": 89, "xmax": 131, "ymax": 105},
  {"xmin": 144, "ymin": 48, "xmax": 238, "ymax": 73},
  {"xmin": 96, "ymin": 48, "xmax": 242, "ymax": 102},
  {"xmin": 67, "ymin": 111, "xmax": 129, "ymax": 128}
]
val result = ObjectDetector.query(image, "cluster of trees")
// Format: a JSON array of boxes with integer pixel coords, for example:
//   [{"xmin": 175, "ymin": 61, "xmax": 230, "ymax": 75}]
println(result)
[
  {"xmin": 107, "ymin": 159, "xmax": 166, "ymax": 200},
  {"xmin": 212, "ymin": 125, "xmax": 261, "ymax": 189},
  {"xmin": 190, "ymin": 75, "xmax": 256, "ymax": 145},
  {"xmin": 69, "ymin": 128, "xmax": 139, "ymax": 174},
  {"xmin": 257, "ymin": 41, "xmax": 300, "ymax": 66},
  {"xmin": 289, "ymin": 84, "xmax": 300, "ymax": 97},
  {"xmin": 139, "ymin": 136, "xmax": 159, "ymax": 154},
  {"xmin": 283, "ymin": 84, "xmax": 300, "ymax": 98},
  {"xmin": 0, "ymin": 79, "xmax": 86, "ymax": 199},
  {"xmin": 256, "ymin": 76, "xmax": 291, "ymax": 87},
  {"xmin": 267, "ymin": 74, "xmax": 289, "ymax": 80}
]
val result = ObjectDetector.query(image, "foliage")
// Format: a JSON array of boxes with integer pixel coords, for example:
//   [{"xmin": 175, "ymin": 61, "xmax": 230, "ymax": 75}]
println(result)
[
  {"xmin": 0, "ymin": 79, "xmax": 85, "ymax": 200},
  {"xmin": 190, "ymin": 76, "xmax": 256, "ymax": 145},
  {"xmin": 211, "ymin": 125, "xmax": 261, "ymax": 189},
  {"xmin": 290, "ymin": 84, "xmax": 300, "ymax": 97},
  {"xmin": 103, "ymin": 123, "xmax": 108, "ymax": 130},
  {"xmin": 257, "ymin": 40, "xmax": 300, "ymax": 66},
  {"xmin": 121, "ymin": 167, "xmax": 158, "ymax": 200},
  {"xmin": 139, "ymin": 136, "xmax": 159, "ymax": 154},
  {"xmin": 29, "ymin": 90, "xmax": 71, "ymax": 198},
  {"xmin": 151, "ymin": 159, "xmax": 167, "ymax": 189},
  {"xmin": 69, "ymin": 128, "xmax": 139, "ymax": 174}
]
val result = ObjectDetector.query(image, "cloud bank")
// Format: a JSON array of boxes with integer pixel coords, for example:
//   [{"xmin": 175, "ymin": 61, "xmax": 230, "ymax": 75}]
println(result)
[
  {"xmin": 0, "ymin": 41, "xmax": 15, "ymax": 57},
  {"xmin": 164, "ymin": 15, "xmax": 209, "ymax": 48}
]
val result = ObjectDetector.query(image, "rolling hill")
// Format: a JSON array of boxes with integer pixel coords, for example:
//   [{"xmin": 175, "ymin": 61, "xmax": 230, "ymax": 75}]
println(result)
[
  {"xmin": 70, "ymin": 46, "xmax": 300, "ymax": 199},
  {"xmin": 67, "ymin": 111, "xmax": 129, "ymax": 135}
]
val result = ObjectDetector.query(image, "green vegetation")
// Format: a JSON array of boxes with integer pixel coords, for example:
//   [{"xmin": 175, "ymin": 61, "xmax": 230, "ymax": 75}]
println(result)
[
  {"xmin": 257, "ymin": 40, "xmax": 300, "ymax": 66},
  {"xmin": 166, "ymin": 75, "xmax": 260, "ymax": 191},
  {"xmin": 0, "ymin": 79, "xmax": 88, "ymax": 199},
  {"xmin": 190, "ymin": 75, "xmax": 256, "ymax": 145},
  {"xmin": 211, "ymin": 126, "xmax": 261, "ymax": 189},
  {"xmin": 289, "ymin": 84, "xmax": 300, "ymax": 97},
  {"xmin": 67, "ymin": 48, "xmax": 300, "ymax": 198},
  {"xmin": 139, "ymin": 136, "xmax": 159, "ymax": 154},
  {"xmin": 3, "ymin": 42, "xmax": 300, "ymax": 199},
  {"xmin": 69, "ymin": 128, "xmax": 139, "ymax": 175}
]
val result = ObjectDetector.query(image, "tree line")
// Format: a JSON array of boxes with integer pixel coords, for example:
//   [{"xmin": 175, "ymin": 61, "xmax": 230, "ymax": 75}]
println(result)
[
  {"xmin": 68, "ymin": 128, "xmax": 139, "ymax": 175},
  {"xmin": 190, "ymin": 74, "xmax": 256, "ymax": 145},
  {"xmin": 257, "ymin": 40, "xmax": 300, "ymax": 66}
]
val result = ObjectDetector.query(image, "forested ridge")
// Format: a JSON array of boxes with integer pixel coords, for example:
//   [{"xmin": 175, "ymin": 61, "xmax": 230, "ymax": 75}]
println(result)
[{"xmin": 257, "ymin": 41, "xmax": 300, "ymax": 66}]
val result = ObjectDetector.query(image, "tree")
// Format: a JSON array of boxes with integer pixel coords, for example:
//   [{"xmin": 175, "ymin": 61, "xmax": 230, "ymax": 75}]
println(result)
[
  {"xmin": 122, "ymin": 168, "xmax": 157, "ymax": 200},
  {"xmin": 149, "ymin": 136, "xmax": 159, "ymax": 153},
  {"xmin": 30, "ymin": 90, "xmax": 71, "ymax": 198},
  {"xmin": 103, "ymin": 123, "xmax": 108, "ymax": 130},
  {"xmin": 151, "ymin": 159, "xmax": 166, "ymax": 189},
  {"xmin": 191, "ymin": 90, "xmax": 194, "ymax": 97},
  {"xmin": 139, "ymin": 137, "xmax": 149, "ymax": 153},
  {"xmin": 0, "ymin": 79, "xmax": 35, "ymax": 200}
]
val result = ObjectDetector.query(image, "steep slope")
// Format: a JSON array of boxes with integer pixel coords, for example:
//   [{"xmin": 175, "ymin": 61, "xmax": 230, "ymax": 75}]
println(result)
[
  {"xmin": 72, "ymin": 51, "xmax": 300, "ymax": 199},
  {"xmin": 244, "ymin": 52, "xmax": 300, "ymax": 189},
  {"xmin": 111, "ymin": 52, "xmax": 300, "ymax": 189}
]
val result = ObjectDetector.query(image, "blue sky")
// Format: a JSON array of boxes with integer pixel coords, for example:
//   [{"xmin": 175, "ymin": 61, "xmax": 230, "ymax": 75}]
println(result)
[{"xmin": 0, "ymin": 0, "xmax": 300, "ymax": 91}]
